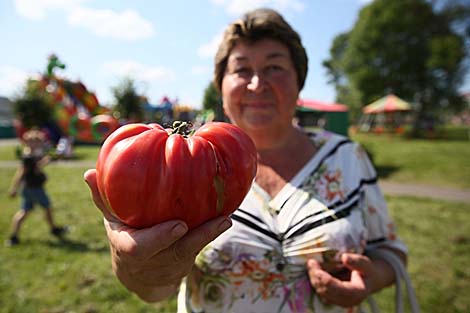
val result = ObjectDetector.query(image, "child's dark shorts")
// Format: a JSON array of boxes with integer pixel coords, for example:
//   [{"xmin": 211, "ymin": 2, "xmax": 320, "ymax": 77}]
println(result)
[{"xmin": 21, "ymin": 187, "xmax": 51, "ymax": 211}]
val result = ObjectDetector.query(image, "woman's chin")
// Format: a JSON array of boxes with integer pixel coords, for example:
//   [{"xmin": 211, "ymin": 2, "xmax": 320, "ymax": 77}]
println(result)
[
  {"xmin": 240, "ymin": 110, "xmax": 277, "ymax": 129},
  {"xmin": 243, "ymin": 116, "xmax": 275, "ymax": 131}
]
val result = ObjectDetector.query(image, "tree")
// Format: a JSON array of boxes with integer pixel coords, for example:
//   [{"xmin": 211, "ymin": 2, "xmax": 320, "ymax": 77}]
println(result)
[
  {"xmin": 322, "ymin": 32, "xmax": 363, "ymax": 120},
  {"xmin": 111, "ymin": 77, "xmax": 145, "ymax": 122},
  {"xmin": 202, "ymin": 81, "xmax": 221, "ymax": 111},
  {"xmin": 202, "ymin": 81, "xmax": 225, "ymax": 121},
  {"xmin": 323, "ymin": 0, "xmax": 468, "ymax": 127},
  {"xmin": 13, "ymin": 79, "xmax": 53, "ymax": 129}
]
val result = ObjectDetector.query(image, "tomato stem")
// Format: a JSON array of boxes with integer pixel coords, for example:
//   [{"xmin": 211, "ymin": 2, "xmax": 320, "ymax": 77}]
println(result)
[{"xmin": 171, "ymin": 121, "xmax": 192, "ymax": 136}]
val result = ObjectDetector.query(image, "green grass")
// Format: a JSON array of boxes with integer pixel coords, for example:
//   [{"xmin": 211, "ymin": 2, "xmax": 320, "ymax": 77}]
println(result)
[
  {"xmin": 0, "ymin": 144, "xmax": 19, "ymax": 160},
  {"xmin": 352, "ymin": 133, "xmax": 470, "ymax": 189},
  {"xmin": 1, "ymin": 135, "xmax": 469, "ymax": 312},
  {"xmin": 0, "ymin": 143, "xmax": 100, "ymax": 162},
  {"xmin": 403, "ymin": 124, "xmax": 470, "ymax": 141},
  {"xmin": 1, "ymin": 167, "xmax": 469, "ymax": 312},
  {"xmin": 0, "ymin": 166, "xmax": 177, "ymax": 313},
  {"xmin": 373, "ymin": 196, "xmax": 470, "ymax": 313}
]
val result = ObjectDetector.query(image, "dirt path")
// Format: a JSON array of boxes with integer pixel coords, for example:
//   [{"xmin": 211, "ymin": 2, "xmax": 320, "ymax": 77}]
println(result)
[
  {"xmin": 379, "ymin": 181, "xmax": 470, "ymax": 203},
  {"xmin": 0, "ymin": 138, "xmax": 18, "ymax": 146}
]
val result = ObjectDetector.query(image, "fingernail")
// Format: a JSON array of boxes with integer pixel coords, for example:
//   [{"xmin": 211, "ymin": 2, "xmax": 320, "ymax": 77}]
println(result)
[
  {"xmin": 218, "ymin": 218, "xmax": 232, "ymax": 232},
  {"xmin": 171, "ymin": 223, "xmax": 187, "ymax": 236}
]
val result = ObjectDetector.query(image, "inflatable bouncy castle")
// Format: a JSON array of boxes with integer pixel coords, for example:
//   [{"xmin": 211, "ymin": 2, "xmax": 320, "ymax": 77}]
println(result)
[{"xmin": 15, "ymin": 54, "xmax": 119, "ymax": 152}]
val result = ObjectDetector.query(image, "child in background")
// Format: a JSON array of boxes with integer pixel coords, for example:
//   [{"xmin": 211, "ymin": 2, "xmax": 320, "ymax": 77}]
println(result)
[{"xmin": 6, "ymin": 129, "xmax": 67, "ymax": 246}]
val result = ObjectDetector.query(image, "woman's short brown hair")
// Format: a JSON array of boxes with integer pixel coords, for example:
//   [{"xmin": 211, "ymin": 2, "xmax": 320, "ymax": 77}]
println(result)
[{"xmin": 214, "ymin": 8, "xmax": 308, "ymax": 92}]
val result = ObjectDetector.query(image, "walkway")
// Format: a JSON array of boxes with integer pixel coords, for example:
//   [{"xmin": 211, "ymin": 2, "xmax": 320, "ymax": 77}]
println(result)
[{"xmin": 379, "ymin": 181, "xmax": 470, "ymax": 203}]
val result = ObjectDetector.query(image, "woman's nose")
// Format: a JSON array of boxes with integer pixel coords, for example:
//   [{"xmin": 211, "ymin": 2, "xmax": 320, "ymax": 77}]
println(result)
[{"xmin": 247, "ymin": 73, "xmax": 266, "ymax": 93}]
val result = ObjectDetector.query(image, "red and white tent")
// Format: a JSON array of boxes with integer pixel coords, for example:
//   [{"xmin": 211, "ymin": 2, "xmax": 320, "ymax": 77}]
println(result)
[{"xmin": 362, "ymin": 94, "xmax": 412, "ymax": 114}]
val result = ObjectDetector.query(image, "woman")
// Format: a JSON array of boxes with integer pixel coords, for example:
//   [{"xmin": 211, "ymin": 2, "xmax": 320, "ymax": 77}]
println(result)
[{"xmin": 85, "ymin": 8, "xmax": 407, "ymax": 312}]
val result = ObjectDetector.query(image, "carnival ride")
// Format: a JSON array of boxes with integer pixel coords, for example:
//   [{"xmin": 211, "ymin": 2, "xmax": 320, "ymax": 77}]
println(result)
[
  {"xmin": 358, "ymin": 94, "xmax": 413, "ymax": 134},
  {"xmin": 15, "ymin": 54, "xmax": 119, "ymax": 153}
]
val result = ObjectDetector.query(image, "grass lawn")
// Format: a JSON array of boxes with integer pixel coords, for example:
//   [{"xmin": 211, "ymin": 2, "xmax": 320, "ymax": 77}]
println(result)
[
  {"xmin": 0, "ymin": 134, "xmax": 469, "ymax": 312},
  {"xmin": 0, "ymin": 143, "xmax": 100, "ymax": 162},
  {"xmin": 0, "ymin": 165, "xmax": 177, "ymax": 313},
  {"xmin": 352, "ymin": 133, "xmax": 470, "ymax": 189},
  {"xmin": 375, "ymin": 196, "xmax": 470, "ymax": 313}
]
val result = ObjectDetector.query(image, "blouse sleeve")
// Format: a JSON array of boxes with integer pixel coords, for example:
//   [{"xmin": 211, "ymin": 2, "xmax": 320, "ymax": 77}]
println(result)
[{"xmin": 354, "ymin": 142, "xmax": 408, "ymax": 254}]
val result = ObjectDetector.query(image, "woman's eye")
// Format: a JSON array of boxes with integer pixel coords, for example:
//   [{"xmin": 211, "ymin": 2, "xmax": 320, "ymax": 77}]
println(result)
[
  {"xmin": 234, "ymin": 68, "xmax": 250, "ymax": 74},
  {"xmin": 267, "ymin": 65, "xmax": 282, "ymax": 72},
  {"xmin": 233, "ymin": 68, "xmax": 253, "ymax": 79}
]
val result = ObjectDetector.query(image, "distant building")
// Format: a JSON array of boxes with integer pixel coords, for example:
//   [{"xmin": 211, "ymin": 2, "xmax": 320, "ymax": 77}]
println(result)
[
  {"xmin": 462, "ymin": 92, "xmax": 470, "ymax": 105},
  {"xmin": 0, "ymin": 96, "xmax": 16, "ymax": 138},
  {"xmin": 295, "ymin": 99, "xmax": 349, "ymax": 136}
]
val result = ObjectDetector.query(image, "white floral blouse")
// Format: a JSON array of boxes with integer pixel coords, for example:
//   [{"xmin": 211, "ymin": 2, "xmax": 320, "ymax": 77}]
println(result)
[{"xmin": 177, "ymin": 130, "xmax": 407, "ymax": 313}]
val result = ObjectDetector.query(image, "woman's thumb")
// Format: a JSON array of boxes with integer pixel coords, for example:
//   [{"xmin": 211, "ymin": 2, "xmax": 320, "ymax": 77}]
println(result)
[{"xmin": 342, "ymin": 253, "xmax": 371, "ymax": 272}]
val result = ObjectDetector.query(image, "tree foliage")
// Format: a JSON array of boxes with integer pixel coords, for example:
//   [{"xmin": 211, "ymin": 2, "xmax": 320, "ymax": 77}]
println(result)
[
  {"xmin": 111, "ymin": 77, "xmax": 145, "ymax": 122},
  {"xmin": 323, "ymin": 0, "xmax": 469, "ymax": 123},
  {"xmin": 202, "ymin": 81, "xmax": 221, "ymax": 112},
  {"xmin": 202, "ymin": 81, "xmax": 227, "ymax": 121},
  {"xmin": 13, "ymin": 79, "xmax": 53, "ymax": 128}
]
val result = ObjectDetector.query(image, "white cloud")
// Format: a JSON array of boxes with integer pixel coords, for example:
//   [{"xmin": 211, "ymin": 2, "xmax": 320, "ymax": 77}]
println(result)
[
  {"xmin": 359, "ymin": 0, "xmax": 373, "ymax": 3},
  {"xmin": 14, "ymin": 0, "xmax": 155, "ymax": 41},
  {"xmin": 102, "ymin": 60, "xmax": 176, "ymax": 83},
  {"xmin": 14, "ymin": 0, "xmax": 86, "ymax": 20},
  {"xmin": 0, "ymin": 65, "xmax": 36, "ymax": 97},
  {"xmin": 67, "ymin": 7, "xmax": 155, "ymax": 40},
  {"xmin": 198, "ymin": 31, "xmax": 224, "ymax": 59},
  {"xmin": 211, "ymin": 0, "xmax": 304, "ymax": 16}
]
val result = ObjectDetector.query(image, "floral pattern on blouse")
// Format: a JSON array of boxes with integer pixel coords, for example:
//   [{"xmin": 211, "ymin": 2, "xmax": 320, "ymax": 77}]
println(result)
[
  {"xmin": 188, "ymin": 244, "xmax": 315, "ymax": 312},
  {"xmin": 178, "ymin": 130, "xmax": 407, "ymax": 313}
]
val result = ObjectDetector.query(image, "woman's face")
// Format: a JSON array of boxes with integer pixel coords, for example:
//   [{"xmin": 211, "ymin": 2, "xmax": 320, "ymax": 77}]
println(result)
[{"xmin": 221, "ymin": 39, "xmax": 299, "ymax": 137}]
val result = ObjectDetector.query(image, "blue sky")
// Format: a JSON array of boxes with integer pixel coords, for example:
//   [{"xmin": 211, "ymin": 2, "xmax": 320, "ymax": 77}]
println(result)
[{"xmin": 1, "ymin": 0, "xmax": 378, "ymax": 109}]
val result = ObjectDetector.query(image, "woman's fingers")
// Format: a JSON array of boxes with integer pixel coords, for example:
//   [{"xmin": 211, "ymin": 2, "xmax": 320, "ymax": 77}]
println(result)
[
  {"xmin": 108, "ymin": 216, "xmax": 232, "ymax": 288},
  {"xmin": 104, "ymin": 213, "xmax": 232, "ymax": 266},
  {"xmin": 308, "ymin": 257, "xmax": 367, "ymax": 307},
  {"xmin": 172, "ymin": 216, "xmax": 232, "ymax": 262},
  {"xmin": 83, "ymin": 169, "xmax": 120, "ymax": 222},
  {"xmin": 86, "ymin": 166, "xmax": 232, "ymax": 263},
  {"xmin": 342, "ymin": 253, "xmax": 372, "ymax": 272},
  {"xmin": 86, "ymin": 166, "xmax": 233, "ymax": 290},
  {"xmin": 307, "ymin": 259, "xmax": 334, "ymax": 292},
  {"xmin": 105, "ymin": 219, "xmax": 189, "ymax": 261}
]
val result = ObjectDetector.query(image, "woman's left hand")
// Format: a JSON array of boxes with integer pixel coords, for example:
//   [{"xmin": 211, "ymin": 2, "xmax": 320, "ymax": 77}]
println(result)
[{"xmin": 307, "ymin": 253, "xmax": 384, "ymax": 308}]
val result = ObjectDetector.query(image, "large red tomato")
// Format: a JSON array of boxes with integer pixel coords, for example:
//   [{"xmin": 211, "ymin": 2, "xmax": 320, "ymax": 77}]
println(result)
[{"xmin": 96, "ymin": 122, "xmax": 257, "ymax": 229}]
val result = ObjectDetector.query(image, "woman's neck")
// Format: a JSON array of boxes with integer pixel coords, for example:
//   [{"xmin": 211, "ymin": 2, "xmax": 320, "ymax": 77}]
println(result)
[
  {"xmin": 253, "ymin": 126, "xmax": 316, "ymax": 197},
  {"xmin": 256, "ymin": 126, "xmax": 314, "ymax": 166},
  {"xmin": 254, "ymin": 127, "xmax": 308, "ymax": 156},
  {"xmin": 250, "ymin": 125, "xmax": 296, "ymax": 155}
]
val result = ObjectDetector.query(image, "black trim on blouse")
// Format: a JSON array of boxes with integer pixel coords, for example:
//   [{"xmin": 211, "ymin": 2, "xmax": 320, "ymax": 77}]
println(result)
[{"xmin": 231, "ymin": 137, "xmax": 380, "ymax": 244}]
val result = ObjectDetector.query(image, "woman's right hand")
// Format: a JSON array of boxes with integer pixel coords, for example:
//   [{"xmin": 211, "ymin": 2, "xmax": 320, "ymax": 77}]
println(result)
[{"xmin": 84, "ymin": 169, "xmax": 232, "ymax": 302}]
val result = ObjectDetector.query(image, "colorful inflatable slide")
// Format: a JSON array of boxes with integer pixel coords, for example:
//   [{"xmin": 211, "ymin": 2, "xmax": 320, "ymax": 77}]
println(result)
[{"xmin": 16, "ymin": 54, "xmax": 119, "ymax": 147}]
